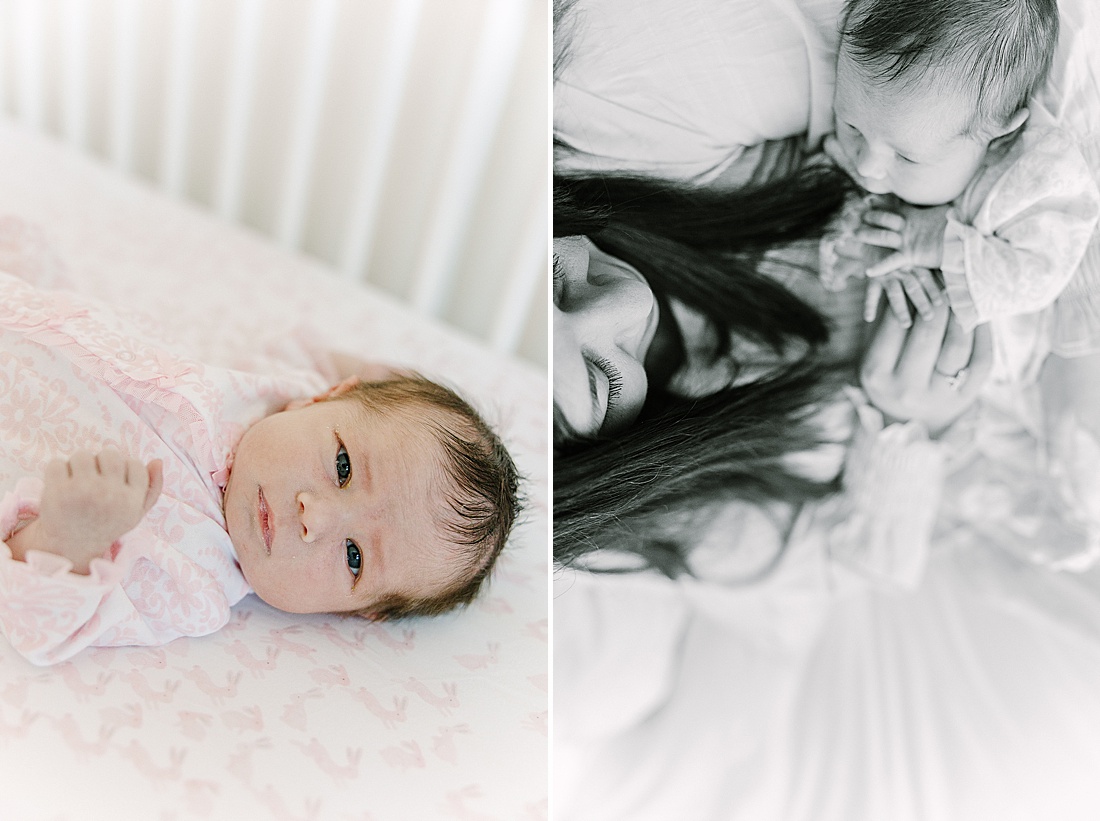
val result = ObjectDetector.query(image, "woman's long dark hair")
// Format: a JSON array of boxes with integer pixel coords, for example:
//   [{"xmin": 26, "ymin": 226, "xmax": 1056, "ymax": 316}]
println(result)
[{"xmin": 554, "ymin": 165, "xmax": 854, "ymax": 574}]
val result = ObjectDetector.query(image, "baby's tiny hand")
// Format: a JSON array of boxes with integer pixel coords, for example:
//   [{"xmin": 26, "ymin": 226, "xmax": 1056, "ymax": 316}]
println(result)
[
  {"xmin": 32, "ymin": 449, "xmax": 163, "ymax": 574},
  {"xmin": 857, "ymin": 203, "xmax": 950, "ymax": 278},
  {"xmin": 865, "ymin": 268, "xmax": 945, "ymax": 327}
]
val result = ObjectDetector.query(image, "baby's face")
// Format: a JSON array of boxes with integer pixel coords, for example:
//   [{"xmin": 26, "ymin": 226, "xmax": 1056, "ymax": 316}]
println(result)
[
  {"xmin": 832, "ymin": 50, "xmax": 995, "ymax": 206},
  {"xmin": 223, "ymin": 395, "xmax": 453, "ymax": 615}
]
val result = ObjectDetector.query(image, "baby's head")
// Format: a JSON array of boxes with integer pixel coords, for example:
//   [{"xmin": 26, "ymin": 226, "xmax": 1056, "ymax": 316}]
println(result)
[
  {"xmin": 223, "ymin": 374, "xmax": 520, "ymax": 620},
  {"xmin": 833, "ymin": 0, "xmax": 1058, "ymax": 204}
]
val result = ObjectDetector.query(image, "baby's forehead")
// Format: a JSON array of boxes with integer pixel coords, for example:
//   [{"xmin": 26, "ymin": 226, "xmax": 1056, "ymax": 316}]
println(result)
[
  {"xmin": 331, "ymin": 392, "xmax": 450, "ymax": 479},
  {"xmin": 341, "ymin": 393, "xmax": 447, "ymax": 439},
  {"xmin": 838, "ymin": 56, "xmax": 974, "ymax": 141}
]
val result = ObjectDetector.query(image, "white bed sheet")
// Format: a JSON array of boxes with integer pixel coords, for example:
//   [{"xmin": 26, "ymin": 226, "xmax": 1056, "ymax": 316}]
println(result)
[{"xmin": 0, "ymin": 120, "xmax": 548, "ymax": 821}]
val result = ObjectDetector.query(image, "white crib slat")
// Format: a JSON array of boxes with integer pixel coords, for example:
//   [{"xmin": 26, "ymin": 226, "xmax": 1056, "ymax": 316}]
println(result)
[
  {"xmin": 215, "ymin": 0, "xmax": 263, "ymax": 222},
  {"xmin": 490, "ymin": 195, "xmax": 547, "ymax": 354},
  {"xmin": 410, "ymin": 0, "xmax": 529, "ymax": 316},
  {"xmin": 12, "ymin": 0, "xmax": 44, "ymax": 130},
  {"xmin": 160, "ymin": 0, "xmax": 199, "ymax": 197},
  {"xmin": 338, "ymin": 0, "xmax": 423, "ymax": 282},
  {"xmin": 61, "ymin": 0, "xmax": 90, "ymax": 149},
  {"xmin": 275, "ymin": 0, "xmax": 339, "ymax": 250},
  {"xmin": 110, "ymin": 0, "xmax": 140, "ymax": 173}
]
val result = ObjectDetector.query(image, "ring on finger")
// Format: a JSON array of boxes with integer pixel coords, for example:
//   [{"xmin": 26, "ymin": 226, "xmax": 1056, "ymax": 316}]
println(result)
[{"xmin": 934, "ymin": 365, "xmax": 969, "ymax": 390}]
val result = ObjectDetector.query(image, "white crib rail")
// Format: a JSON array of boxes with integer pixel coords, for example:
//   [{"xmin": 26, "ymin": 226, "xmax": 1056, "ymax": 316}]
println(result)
[{"xmin": 0, "ymin": 0, "xmax": 548, "ymax": 368}]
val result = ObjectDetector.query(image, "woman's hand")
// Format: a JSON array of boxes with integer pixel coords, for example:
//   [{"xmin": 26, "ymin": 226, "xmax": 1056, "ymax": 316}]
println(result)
[
  {"xmin": 8, "ymin": 449, "xmax": 163, "ymax": 574},
  {"xmin": 860, "ymin": 301, "xmax": 992, "ymax": 437}
]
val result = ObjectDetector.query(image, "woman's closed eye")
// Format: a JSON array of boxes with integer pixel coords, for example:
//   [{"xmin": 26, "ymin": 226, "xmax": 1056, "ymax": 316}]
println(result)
[
  {"xmin": 587, "ymin": 355, "xmax": 623, "ymax": 430},
  {"xmin": 552, "ymin": 254, "xmax": 565, "ymax": 304}
]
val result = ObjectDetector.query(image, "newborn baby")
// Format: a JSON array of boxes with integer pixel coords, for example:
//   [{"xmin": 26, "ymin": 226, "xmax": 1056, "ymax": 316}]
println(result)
[{"xmin": 0, "ymin": 272, "xmax": 519, "ymax": 665}]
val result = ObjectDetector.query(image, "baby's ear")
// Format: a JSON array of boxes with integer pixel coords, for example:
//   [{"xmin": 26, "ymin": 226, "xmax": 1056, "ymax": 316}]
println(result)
[
  {"xmin": 993, "ymin": 107, "xmax": 1030, "ymax": 139},
  {"xmin": 326, "ymin": 375, "xmax": 362, "ymax": 398},
  {"xmin": 284, "ymin": 376, "xmax": 361, "ymax": 411}
]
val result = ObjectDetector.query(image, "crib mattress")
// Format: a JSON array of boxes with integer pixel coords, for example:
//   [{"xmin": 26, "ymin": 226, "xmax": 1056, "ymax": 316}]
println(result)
[{"xmin": 0, "ymin": 120, "xmax": 547, "ymax": 821}]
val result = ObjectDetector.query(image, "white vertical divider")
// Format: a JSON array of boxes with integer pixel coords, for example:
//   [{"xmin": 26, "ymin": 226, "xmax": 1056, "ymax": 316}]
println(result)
[
  {"xmin": 12, "ymin": 0, "xmax": 44, "ymax": 130},
  {"xmin": 0, "ymin": 1, "xmax": 7, "ymax": 117},
  {"xmin": 275, "ymin": 0, "xmax": 338, "ymax": 250},
  {"xmin": 490, "ymin": 194, "xmax": 546, "ymax": 354},
  {"xmin": 160, "ymin": 0, "xmax": 198, "ymax": 197},
  {"xmin": 215, "ymin": 0, "xmax": 263, "ymax": 222},
  {"xmin": 337, "ymin": 0, "xmax": 423, "ymax": 283},
  {"xmin": 61, "ymin": 0, "xmax": 90, "ymax": 149},
  {"xmin": 410, "ymin": 0, "xmax": 528, "ymax": 316},
  {"xmin": 110, "ymin": 0, "xmax": 140, "ymax": 173}
]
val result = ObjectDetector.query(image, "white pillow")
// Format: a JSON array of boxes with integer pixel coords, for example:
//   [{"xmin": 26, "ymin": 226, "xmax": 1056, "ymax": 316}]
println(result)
[{"xmin": 554, "ymin": 0, "xmax": 843, "ymax": 187}]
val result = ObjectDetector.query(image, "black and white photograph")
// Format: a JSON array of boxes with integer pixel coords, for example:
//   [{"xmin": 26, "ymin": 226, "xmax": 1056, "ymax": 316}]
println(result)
[{"xmin": 553, "ymin": 0, "xmax": 1100, "ymax": 818}]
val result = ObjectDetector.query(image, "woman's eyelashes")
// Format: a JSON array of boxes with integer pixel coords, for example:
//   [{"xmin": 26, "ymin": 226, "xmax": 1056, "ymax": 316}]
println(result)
[
  {"xmin": 593, "ymin": 356, "xmax": 623, "ymax": 405},
  {"xmin": 552, "ymin": 254, "xmax": 564, "ymax": 303},
  {"xmin": 335, "ymin": 439, "xmax": 352, "ymax": 487},
  {"xmin": 345, "ymin": 538, "xmax": 362, "ymax": 578},
  {"xmin": 589, "ymin": 356, "xmax": 624, "ymax": 425}
]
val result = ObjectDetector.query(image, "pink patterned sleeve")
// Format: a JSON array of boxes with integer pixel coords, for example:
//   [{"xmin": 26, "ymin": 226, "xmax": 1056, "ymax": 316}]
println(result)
[
  {"xmin": 941, "ymin": 128, "xmax": 1100, "ymax": 331},
  {"xmin": 0, "ymin": 480, "xmax": 232, "ymax": 666}
]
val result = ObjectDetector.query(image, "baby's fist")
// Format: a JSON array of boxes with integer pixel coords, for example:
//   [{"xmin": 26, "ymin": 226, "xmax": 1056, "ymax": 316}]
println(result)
[{"xmin": 34, "ymin": 449, "xmax": 163, "ymax": 573}]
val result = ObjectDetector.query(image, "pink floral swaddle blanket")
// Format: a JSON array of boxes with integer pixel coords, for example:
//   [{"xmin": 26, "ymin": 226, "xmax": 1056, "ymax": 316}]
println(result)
[{"xmin": 0, "ymin": 271, "xmax": 325, "ymax": 665}]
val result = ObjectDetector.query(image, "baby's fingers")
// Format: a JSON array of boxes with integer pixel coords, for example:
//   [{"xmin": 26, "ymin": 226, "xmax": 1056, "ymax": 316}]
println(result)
[
  {"xmin": 884, "ymin": 279, "xmax": 913, "ymax": 328},
  {"xmin": 96, "ymin": 448, "xmax": 126, "ymax": 480},
  {"xmin": 912, "ymin": 268, "xmax": 945, "ymax": 306},
  {"xmin": 864, "ymin": 278, "xmax": 885, "ymax": 323},
  {"xmin": 901, "ymin": 273, "xmax": 935, "ymax": 321},
  {"xmin": 142, "ymin": 460, "xmax": 164, "ymax": 515},
  {"xmin": 855, "ymin": 226, "xmax": 902, "ymax": 249},
  {"xmin": 43, "ymin": 457, "xmax": 70, "ymax": 487},
  {"xmin": 866, "ymin": 251, "xmax": 908, "ymax": 279},
  {"xmin": 67, "ymin": 449, "xmax": 96, "ymax": 478},
  {"xmin": 863, "ymin": 209, "xmax": 906, "ymax": 233}
]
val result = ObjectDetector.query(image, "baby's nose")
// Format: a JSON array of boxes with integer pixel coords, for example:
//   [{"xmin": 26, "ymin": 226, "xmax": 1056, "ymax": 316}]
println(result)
[
  {"xmin": 856, "ymin": 145, "xmax": 890, "ymax": 180},
  {"xmin": 296, "ymin": 491, "xmax": 325, "ymax": 543}
]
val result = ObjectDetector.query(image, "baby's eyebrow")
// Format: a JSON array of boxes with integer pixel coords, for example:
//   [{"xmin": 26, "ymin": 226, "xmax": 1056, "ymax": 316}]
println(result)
[
  {"xmin": 368, "ymin": 530, "xmax": 385, "ymax": 576},
  {"xmin": 357, "ymin": 445, "xmax": 372, "ymax": 495}
]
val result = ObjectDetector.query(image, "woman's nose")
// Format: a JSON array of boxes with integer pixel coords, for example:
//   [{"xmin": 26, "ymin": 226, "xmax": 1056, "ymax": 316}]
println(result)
[{"xmin": 574, "ymin": 276, "xmax": 652, "ymax": 352}]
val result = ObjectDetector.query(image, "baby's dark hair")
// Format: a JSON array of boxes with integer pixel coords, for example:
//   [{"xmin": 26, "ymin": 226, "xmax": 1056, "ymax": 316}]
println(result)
[
  {"xmin": 327, "ymin": 374, "xmax": 520, "ymax": 621},
  {"xmin": 841, "ymin": 0, "xmax": 1058, "ymax": 133}
]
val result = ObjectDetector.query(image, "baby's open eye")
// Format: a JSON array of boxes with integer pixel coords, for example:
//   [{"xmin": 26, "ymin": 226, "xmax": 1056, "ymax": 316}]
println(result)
[
  {"xmin": 345, "ymin": 539, "xmax": 362, "ymax": 577},
  {"xmin": 335, "ymin": 442, "xmax": 352, "ymax": 487}
]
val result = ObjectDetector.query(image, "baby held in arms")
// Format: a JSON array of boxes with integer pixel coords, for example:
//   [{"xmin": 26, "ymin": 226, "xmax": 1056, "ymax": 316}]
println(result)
[
  {"xmin": 0, "ymin": 272, "xmax": 519, "ymax": 665},
  {"xmin": 822, "ymin": 0, "xmax": 1100, "ymax": 364}
]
